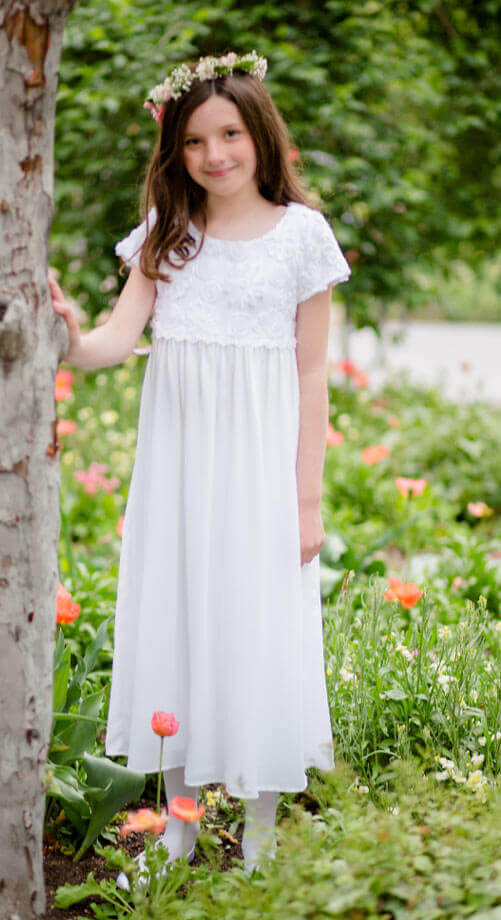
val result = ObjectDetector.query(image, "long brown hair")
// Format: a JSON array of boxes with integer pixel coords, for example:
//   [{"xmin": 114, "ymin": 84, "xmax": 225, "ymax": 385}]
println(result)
[{"xmin": 119, "ymin": 68, "xmax": 316, "ymax": 283}]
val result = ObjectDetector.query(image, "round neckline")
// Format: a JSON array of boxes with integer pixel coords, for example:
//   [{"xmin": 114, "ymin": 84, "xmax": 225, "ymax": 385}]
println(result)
[{"xmin": 188, "ymin": 202, "xmax": 294, "ymax": 244}]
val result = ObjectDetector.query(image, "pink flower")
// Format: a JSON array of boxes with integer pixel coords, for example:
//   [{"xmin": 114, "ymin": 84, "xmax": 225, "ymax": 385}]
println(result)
[
  {"xmin": 327, "ymin": 424, "xmax": 344, "ymax": 446},
  {"xmin": 395, "ymin": 477, "xmax": 427, "ymax": 497},
  {"xmin": 74, "ymin": 462, "xmax": 120, "ymax": 495},
  {"xmin": 144, "ymin": 101, "xmax": 165, "ymax": 124},
  {"xmin": 467, "ymin": 501, "xmax": 492, "ymax": 518},
  {"xmin": 120, "ymin": 807, "xmax": 167, "ymax": 837},
  {"xmin": 362, "ymin": 444, "xmax": 391, "ymax": 465},
  {"xmin": 452, "ymin": 576, "xmax": 465, "ymax": 589},
  {"xmin": 169, "ymin": 797, "xmax": 205, "ymax": 823},
  {"xmin": 388, "ymin": 416, "xmax": 400, "ymax": 428},
  {"xmin": 117, "ymin": 516, "xmax": 124, "ymax": 538},
  {"xmin": 151, "ymin": 711, "xmax": 180, "ymax": 737},
  {"xmin": 57, "ymin": 419, "xmax": 77, "ymax": 436}
]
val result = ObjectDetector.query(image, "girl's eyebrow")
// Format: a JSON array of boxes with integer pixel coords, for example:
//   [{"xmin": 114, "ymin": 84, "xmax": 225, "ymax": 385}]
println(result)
[{"xmin": 185, "ymin": 123, "xmax": 242, "ymax": 137}]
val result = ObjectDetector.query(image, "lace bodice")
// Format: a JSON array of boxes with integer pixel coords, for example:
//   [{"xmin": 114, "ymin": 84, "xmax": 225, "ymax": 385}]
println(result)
[{"xmin": 115, "ymin": 202, "xmax": 351, "ymax": 349}]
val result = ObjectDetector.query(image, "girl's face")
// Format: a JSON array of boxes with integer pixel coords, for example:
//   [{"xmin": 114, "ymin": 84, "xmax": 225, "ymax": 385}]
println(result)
[{"xmin": 183, "ymin": 95, "xmax": 258, "ymax": 199}]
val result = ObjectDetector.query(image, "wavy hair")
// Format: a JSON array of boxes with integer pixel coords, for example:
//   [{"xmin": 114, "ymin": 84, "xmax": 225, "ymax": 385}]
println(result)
[{"xmin": 119, "ymin": 68, "xmax": 315, "ymax": 283}]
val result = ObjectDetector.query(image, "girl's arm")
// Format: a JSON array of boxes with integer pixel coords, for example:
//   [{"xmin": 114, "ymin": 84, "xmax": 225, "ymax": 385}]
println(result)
[
  {"xmin": 50, "ymin": 267, "xmax": 156, "ymax": 370},
  {"xmin": 295, "ymin": 287, "xmax": 331, "ymax": 565}
]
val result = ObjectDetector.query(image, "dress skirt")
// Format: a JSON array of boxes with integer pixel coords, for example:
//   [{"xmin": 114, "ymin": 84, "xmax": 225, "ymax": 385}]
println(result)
[{"xmin": 105, "ymin": 335, "xmax": 335, "ymax": 799}]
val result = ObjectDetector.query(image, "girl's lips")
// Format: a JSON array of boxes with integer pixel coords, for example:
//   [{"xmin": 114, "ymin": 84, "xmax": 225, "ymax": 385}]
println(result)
[{"xmin": 205, "ymin": 167, "xmax": 235, "ymax": 178}]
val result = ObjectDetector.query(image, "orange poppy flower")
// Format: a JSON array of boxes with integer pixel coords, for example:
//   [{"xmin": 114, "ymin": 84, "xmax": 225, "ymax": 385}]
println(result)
[
  {"xmin": 54, "ymin": 370, "xmax": 74, "ymax": 402},
  {"xmin": 56, "ymin": 583, "xmax": 81, "ymax": 624},
  {"xmin": 362, "ymin": 444, "xmax": 391, "ymax": 465},
  {"xmin": 169, "ymin": 796, "xmax": 205, "ymax": 823},
  {"xmin": 327, "ymin": 424, "xmax": 345, "ymax": 446},
  {"xmin": 384, "ymin": 577, "xmax": 422, "ymax": 609},
  {"xmin": 119, "ymin": 807, "xmax": 168, "ymax": 837}
]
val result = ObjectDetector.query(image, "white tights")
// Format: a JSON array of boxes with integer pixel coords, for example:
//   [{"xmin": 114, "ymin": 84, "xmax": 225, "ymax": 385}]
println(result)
[
  {"xmin": 161, "ymin": 769, "xmax": 279, "ymax": 871},
  {"xmin": 241, "ymin": 790, "xmax": 279, "ymax": 872},
  {"xmin": 158, "ymin": 766, "xmax": 200, "ymax": 860}
]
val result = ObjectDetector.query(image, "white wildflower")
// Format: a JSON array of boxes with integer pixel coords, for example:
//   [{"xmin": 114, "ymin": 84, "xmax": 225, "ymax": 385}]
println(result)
[
  {"xmin": 470, "ymin": 753, "xmax": 484, "ymax": 768},
  {"xmin": 340, "ymin": 666, "xmax": 356, "ymax": 683},
  {"xmin": 478, "ymin": 736, "xmax": 486, "ymax": 747}
]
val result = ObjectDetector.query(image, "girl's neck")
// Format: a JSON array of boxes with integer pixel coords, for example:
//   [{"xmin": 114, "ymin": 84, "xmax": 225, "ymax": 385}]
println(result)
[{"xmin": 194, "ymin": 187, "xmax": 284, "ymax": 239}]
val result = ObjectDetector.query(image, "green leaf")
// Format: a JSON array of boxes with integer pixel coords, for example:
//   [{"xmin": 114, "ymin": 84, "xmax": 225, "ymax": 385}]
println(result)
[
  {"xmin": 51, "ymin": 690, "xmax": 104, "ymax": 765},
  {"xmin": 74, "ymin": 754, "xmax": 145, "ymax": 861},
  {"xmin": 382, "ymin": 686, "xmax": 408, "ymax": 701},
  {"xmin": 52, "ymin": 644, "xmax": 71, "ymax": 713}
]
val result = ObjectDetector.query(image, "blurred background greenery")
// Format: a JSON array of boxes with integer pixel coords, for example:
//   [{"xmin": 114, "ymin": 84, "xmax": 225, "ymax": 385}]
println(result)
[{"xmin": 50, "ymin": 0, "xmax": 500, "ymax": 331}]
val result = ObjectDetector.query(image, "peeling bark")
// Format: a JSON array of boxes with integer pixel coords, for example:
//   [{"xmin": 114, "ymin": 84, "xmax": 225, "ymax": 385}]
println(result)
[{"xmin": 0, "ymin": 2, "xmax": 76, "ymax": 917}]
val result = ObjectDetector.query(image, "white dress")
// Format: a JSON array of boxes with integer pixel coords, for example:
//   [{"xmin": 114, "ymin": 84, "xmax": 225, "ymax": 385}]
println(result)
[{"xmin": 105, "ymin": 201, "xmax": 352, "ymax": 799}]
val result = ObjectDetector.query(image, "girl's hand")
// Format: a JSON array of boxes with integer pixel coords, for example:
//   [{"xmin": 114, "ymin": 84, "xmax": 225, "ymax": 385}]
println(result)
[
  {"xmin": 298, "ymin": 502, "xmax": 325, "ymax": 566},
  {"xmin": 49, "ymin": 276, "xmax": 82, "ymax": 363}
]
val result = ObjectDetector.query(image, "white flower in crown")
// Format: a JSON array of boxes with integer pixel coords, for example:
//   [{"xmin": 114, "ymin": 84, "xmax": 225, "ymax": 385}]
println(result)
[
  {"xmin": 144, "ymin": 51, "xmax": 268, "ymax": 121},
  {"xmin": 219, "ymin": 52, "xmax": 238, "ymax": 68},
  {"xmin": 195, "ymin": 56, "xmax": 218, "ymax": 81}
]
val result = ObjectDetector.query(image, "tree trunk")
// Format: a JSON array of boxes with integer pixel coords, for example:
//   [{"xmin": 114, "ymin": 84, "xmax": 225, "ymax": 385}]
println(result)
[{"xmin": 0, "ymin": 2, "xmax": 75, "ymax": 916}]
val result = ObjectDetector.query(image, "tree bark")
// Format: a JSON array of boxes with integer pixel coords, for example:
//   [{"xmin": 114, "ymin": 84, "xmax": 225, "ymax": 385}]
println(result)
[{"xmin": 0, "ymin": 2, "xmax": 75, "ymax": 916}]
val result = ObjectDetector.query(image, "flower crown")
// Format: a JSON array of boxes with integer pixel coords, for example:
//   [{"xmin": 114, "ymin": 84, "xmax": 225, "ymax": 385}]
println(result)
[{"xmin": 144, "ymin": 50, "xmax": 268, "ymax": 124}]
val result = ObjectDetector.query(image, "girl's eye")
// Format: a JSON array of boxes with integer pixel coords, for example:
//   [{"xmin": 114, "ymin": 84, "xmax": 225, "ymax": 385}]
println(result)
[
  {"xmin": 226, "ymin": 129, "xmax": 239, "ymax": 138},
  {"xmin": 185, "ymin": 138, "xmax": 199, "ymax": 146}
]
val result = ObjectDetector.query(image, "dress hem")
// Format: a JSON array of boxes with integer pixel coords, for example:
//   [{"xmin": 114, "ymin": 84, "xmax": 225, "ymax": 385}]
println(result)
[{"xmin": 104, "ymin": 751, "xmax": 335, "ymax": 799}]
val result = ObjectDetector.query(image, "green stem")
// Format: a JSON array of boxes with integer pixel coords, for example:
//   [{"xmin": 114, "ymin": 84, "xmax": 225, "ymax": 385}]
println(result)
[{"xmin": 156, "ymin": 736, "xmax": 164, "ymax": 814}]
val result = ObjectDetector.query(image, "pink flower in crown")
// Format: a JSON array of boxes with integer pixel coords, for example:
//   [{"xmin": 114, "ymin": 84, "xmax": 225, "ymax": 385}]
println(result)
[
  {"xmin": 220, "ymin": 52, "xmax": 237, "ymax": 67},
  {"xmin": 143, "ymin": 101, "xmax": 165, "ymax": 124}
]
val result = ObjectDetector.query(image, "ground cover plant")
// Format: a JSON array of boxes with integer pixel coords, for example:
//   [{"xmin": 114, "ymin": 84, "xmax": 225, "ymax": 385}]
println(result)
[{"xmin": 43, "ymin": 351, "xmax": 500, "ymax": 918}]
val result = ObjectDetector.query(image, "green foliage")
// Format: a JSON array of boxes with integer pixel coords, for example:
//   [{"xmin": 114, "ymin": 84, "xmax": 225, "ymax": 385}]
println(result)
[
  {"xmin": 324, "ymin": 580, "xmax": 500, "ymax": 786},
  {"xmin": 55, "ymin": 763, "xmax": 501, "ymax": 919},
  {"xmin": 51, "ymin": 0, "xmax": 500, "ymax": 330},
  {"xmin": 46, "ymin": 621, "xmax": 145, "ymax": 859}
]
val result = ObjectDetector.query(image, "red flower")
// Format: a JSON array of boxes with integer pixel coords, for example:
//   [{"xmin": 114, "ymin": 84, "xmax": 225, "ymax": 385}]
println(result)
[
  {"xmin": 151, "ymin": 711, "xmax": 180, "ymax": 737},
  {"xmin": 362, "ymin": 444, "xmax": 391, "ymax": 465},
  {"xmin": 120, "ymin": 807, "xmax": 167, "ymax": 837},
  {"xmin": 169, "ymin": 797, "xmax": 205, "ymax": 823},
  {"xmin": 288, "ymin": 146, "xmax": 300, "ymax": 163},
  {"xmin": 334, "ymin": 360, "xmax": 369, "ymax": 387},
  {"xmin": 54, "ymin": 370, "xmax": 73, "ymax": 402},
  {"xmin": 56, "ymin": 583, "xmax": 81, "ymax": 624}
]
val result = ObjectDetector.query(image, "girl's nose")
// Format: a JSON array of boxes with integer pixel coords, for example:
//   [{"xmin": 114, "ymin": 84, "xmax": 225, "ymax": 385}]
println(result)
[{"xmin": 205, "ymin": 141, "xmax": 225, "ymax": 166}]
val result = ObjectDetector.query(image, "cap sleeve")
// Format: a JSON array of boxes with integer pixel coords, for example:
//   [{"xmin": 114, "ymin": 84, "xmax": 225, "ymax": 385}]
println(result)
[
  {"xmin": 115, "ymin": 206, "xmax": 157, "ymax": 269},
  {"xmin": 297, "ymin": 208, "xmax": 352, "ymax": 304}
]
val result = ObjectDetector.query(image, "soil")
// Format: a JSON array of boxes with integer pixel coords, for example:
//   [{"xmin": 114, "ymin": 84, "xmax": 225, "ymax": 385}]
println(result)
[{"xmin": 41, "ymin": 785, "xmax": 253, "ymax": 920}]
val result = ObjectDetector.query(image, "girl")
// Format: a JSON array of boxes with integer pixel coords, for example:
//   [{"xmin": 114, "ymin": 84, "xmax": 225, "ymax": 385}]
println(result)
[{"xmin": 50, "ymin": 50, "xmax": 351, "ymax": 888}]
